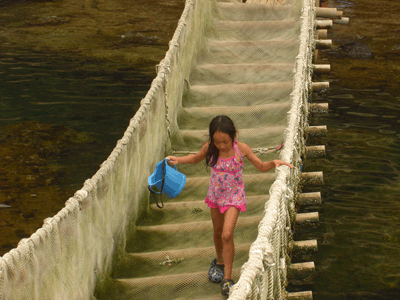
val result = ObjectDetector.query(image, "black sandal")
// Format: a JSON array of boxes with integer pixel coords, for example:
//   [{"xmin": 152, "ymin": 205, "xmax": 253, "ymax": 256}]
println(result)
[
  {"xmin": 208, "ymin": 258, "xmax": 225, "ymax": 283},
  {"xmin": 221, "ymin": 278, "xmax": 235, "ymax": 296}
]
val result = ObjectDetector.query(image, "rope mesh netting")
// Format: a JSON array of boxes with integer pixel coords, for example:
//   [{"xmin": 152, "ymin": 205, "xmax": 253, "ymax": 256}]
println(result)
[{"xmin": 0, "ymin": 0, "xmax": 315, "ymax": 299}]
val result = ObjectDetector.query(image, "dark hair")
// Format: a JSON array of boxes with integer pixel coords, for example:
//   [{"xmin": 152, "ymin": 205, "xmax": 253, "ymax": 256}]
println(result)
[{"xmin": 206, "ymin": 115, "xmax": 238, "ymax": 167}]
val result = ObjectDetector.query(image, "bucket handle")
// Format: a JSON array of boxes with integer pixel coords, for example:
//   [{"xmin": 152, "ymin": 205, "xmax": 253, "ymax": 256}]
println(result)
[
  {"xmin": 148, "ymin": 159, "xmax": 173, "ymax": 209},
  {"xmin": 148, "ymin": 186, "xmax": 164, "ymax": 209},
  {"xmin": 148, "ymin": 180, "xmax": 163, "ymax": 195}
]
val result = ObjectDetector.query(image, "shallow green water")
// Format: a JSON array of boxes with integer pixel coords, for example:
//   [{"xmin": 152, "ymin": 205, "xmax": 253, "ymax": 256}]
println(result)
[
  {"xmin": 0, "ymin": 0, "xmax": 184, "ymax": 255},
  {"xmin": 1, "ymin": 0, "xmax": 400, "ymax": 299},
  {"xmin": 294, "ymin": 0, "xmax": 400, "ymax": 298}
]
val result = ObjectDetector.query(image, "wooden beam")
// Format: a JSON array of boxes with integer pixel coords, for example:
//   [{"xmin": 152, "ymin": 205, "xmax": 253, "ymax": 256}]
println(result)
[
  {"xmin": 292, "ymin": 239, "xmax": 318, "ymax": 254},
  {"xmin": 315, "ymin": 39, "xmax": 332, "ymax": 49},
  {"xmin": 316, "ymin": 29, "xmax": 328, "ymax": 39},
  {"xmin": 308, "ymin": 125, "xmax": 327, "ymax": 137},
  {"xmin": 288, "ymin": 261, "xmax": 315, "ymax": 279},
  {"xmin": 298, "ymin": 192, "xmax": 322, "ymax": 206},
  {"xmin": 306, "ymin": 145, "xmax": 326, "ymax": 158},
  {"xmin": 333, "ymin": 17, "xmax": 350, "ymax": 24},
  {"xmin": 313, "ymin": 64, "xmax": 331, "ymax": 74},
  {"xmin": 316, "ymin": 19, "xmax": 333, "ymax": 29},
  {"xmin": 310, "ymin": 102, "xmax": 329, "ymax": 113},
  {"xmin": 295, "ymin": 212, "xmax": 319, "ymax": 226},
  {"xmin": 316, "ymin": 7, "xmax": 343, "ymax": 19},
  {"xmin": 301, "ymin": 171, "xmax": 324, "ymax": 185},
  {"xmin": 287, "ymin": 291, "xmax": 313, "ymax": 300},
  {"xmin": 312, "ymin": 81, "xmax": 329, "ymax": 91},
  {"xmin": 313, "ymin": 49, "xmax": 319, "ymax": 63}
]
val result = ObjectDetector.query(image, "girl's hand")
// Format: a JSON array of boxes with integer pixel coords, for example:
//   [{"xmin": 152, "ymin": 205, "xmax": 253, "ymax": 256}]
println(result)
[
  {"xmin": 166, "ymin": 156, "xmax": 179, "ymax": 165},
  {"xmin": 274, "ymin": 160, "xmax": 294, "ymax": 169}
]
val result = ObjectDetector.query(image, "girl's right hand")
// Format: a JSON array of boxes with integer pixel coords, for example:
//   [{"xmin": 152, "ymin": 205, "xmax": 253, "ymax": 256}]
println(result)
[{"xmin": 166, "ymin": 156, "xmax": 179, "ymax": 165}]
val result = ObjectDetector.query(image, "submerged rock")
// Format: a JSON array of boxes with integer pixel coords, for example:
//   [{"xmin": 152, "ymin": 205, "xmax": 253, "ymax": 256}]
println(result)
[
  {"xmin": 0, "ymin": 121, "xmax": 97, "ymax": 190},
  {"xmin": 338, "ymin": 41, "xmax": 374, "ymax": 59}
]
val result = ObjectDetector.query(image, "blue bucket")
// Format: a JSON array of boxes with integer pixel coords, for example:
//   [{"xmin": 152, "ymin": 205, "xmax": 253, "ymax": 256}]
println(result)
[{"xmin": 148, "ymin": 159, "xmax": 186, "ymax": 199}]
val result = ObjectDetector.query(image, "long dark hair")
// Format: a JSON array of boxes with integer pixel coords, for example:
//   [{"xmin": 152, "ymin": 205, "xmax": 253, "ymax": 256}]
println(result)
[{"xmin": 206, "ymin": 115, "xmax": 238, "ymax": 167}]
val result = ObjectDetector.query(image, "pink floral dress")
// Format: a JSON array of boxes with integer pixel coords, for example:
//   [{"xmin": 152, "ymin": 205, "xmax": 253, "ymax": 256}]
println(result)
[{"xmin": 205, "ymin": 140, "xmax": 246, "ymax": 213}]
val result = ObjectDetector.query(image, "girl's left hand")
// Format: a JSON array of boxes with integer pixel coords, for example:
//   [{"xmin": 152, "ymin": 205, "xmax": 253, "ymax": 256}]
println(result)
[
  {"xmin": 166, "ymin": 156, "xmax": 179, "ymax": 165},
  {"xmin": 274, "ymin": 160, "xmax": 294, "ymax": 169}
]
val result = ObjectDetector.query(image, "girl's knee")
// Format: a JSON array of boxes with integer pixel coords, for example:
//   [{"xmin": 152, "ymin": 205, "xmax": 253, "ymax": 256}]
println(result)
[
  {"xmin": 214, "ymin": 231, "xmax": 222, "ymax": 240},
  {"xmin": 221, "ymin": 231, "xmax": 234, "ymax": 244}
]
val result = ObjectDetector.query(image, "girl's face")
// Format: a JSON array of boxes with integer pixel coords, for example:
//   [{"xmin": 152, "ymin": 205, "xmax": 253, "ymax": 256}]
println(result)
[{"xmin": 213, "ymin": 130, "xmax": 233, "ymax": 153}]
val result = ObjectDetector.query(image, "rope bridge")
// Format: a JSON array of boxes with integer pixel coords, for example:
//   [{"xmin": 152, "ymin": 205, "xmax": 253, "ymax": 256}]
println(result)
[{"xmin": 0, "ymin": 0, "xmax": 317, "ymax": 299}]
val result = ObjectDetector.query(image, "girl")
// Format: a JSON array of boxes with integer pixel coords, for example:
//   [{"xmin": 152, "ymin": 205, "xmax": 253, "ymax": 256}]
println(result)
[{"xmin": 167, "ymin": 115, "xmax": 293, "ymax": 296}]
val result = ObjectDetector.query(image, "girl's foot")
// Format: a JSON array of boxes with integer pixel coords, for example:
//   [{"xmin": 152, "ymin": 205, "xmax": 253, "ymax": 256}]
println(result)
[
  {"xmin": 221, "ymin": 279, "xmax": 235, "ymax": 296},
  {"xmin": 208, "ymin": 258, "xmax": 224, "ymax": 283}
]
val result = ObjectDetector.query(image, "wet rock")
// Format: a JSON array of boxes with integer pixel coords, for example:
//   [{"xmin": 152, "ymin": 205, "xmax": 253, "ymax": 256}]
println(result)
[
  {"xmin": 24, "ymin": 16, "xmax": 71, "ymax": 26},
  {"xmin": 338, "ymin": 41, "xmax": 374, "ymax": 59}
]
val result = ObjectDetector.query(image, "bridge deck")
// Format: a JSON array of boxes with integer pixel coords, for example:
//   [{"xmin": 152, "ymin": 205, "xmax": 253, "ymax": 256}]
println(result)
[{"xmin": 96, "ymin": 1, "xmax": 301, "ymax": 299}]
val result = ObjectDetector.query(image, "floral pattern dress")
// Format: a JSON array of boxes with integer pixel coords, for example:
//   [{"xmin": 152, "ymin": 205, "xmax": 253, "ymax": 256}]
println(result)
[{"xmin": 205, "ymin": 140, "xmax": 246, "ymax": 213}]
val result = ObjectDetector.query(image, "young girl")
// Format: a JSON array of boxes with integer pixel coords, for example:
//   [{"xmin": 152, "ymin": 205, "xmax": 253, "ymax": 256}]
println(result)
[{"xmin": 167, "ymin": 115, "xmax": 293, "ymax": 296}]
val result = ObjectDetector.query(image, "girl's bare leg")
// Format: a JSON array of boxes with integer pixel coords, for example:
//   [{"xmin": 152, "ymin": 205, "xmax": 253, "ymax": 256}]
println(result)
[
  {"xmin": 210, "ymin": 208, "xmax": 225, "ymax": 264},
  {"xmin": 221, "ymin": 206, "xmax": 240, "ymax": 280}
]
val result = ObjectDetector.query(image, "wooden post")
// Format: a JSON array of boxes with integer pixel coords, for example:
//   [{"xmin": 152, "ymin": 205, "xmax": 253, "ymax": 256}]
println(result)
[
  {"xmin": 292, "ymin": 239, "xmax": 318, "ymax": 254},
  {"xmin": 301, "ymin": 171, "xmax": 324, "ymax": 185},
  {"xmin": 308, "ymin": 125, "xmax": 327, "ymax": 137},
  {"xmin": 310, "ymin": 103, "xmax": 329, "ymax": 113},
  {"xmin": 288, "ymin": 261, "xmax": 315, "ymax": 279},
  {"xmin": 313, "ymin": 64, "xmax": 330, "ymax": 74},
  {"xmin": 315, "ymin": 39, "xmax": 332, "ymax": 49},
  {"xmin": 316, "ymin": 19, "xmax": 333, "ymax": 29},
  {"xmin": 313, "ymin": 49, "xmax": 319, "ymax": 63},
  {"xmin": 287, "ymin": 291, "xmax": 313, "ymax": 300},
  {"xmin": 298, "ymin": 192, "xmax": 322, "ymax": 206},
  {"xmin": 295, "ymin": 212, "xmax": 319, "ymax": 226},
  {"xmin": 316, "ymin": 29, "xmax": 328, "ymax": 39},
  {"xmin": 333, "ymin": 17, "xmax": 350, "ymax": 24},
  {"xmin": 306, "ymin": 145, "xmax": 326, "ymax": 158},
  {"xmin": 312, "ymin": 81, "xmax": 329, "ymax": 91},
  {"xmin": 316, "ymin": 7, "xmax": 343, "ymax": 19}
]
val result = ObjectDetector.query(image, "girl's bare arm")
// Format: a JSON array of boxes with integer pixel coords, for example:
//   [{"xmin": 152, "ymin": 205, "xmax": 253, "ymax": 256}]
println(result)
[
  {"xmin": 167, "ymin": 142, "xmax": 209, "ymax": 165},
  {"xmin": 239, "ymin": 142, "xmax": 293, "ymax": 172}
]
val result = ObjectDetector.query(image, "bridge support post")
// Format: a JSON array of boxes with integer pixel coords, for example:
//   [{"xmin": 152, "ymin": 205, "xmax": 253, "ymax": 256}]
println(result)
[
  {"xmin": 288, "ymin": 262, "xmax": 315, "ymax": 280},
  {"xmin": 308, "ymin": 125, "xmax": 327, "ymax": 137},
  {"xmin": 298, "ymin": 192, "xmax": 322, "ymax": 206},
  {"xmin": 291, "ymin": 239, "xmax": 318, "ymax": 255},
  {"xmin": 287, "ymin": 291, "xmax": 313, "ymax": 300}
]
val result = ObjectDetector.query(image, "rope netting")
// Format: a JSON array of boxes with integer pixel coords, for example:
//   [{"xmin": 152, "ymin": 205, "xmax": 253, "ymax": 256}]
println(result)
[
  {"xmin": 228, "ymin": 1, "xmax": 316, "ymax": 298},
  {"xmin": 0, "ymin": 0, "xmax": 315, "ymax": 299}
]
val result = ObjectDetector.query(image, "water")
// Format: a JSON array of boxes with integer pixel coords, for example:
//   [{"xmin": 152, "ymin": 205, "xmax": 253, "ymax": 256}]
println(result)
[
  {"xmin": 0, "ymin": 0, "xmax": 400, "ymax": 298},
  {"xmin": 0, "ymin": 0, "xmax": 184, "ymax": 255},
  {"xmin": 294, "ymin": 0, "xmax": 400, "ymax": 298}
]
